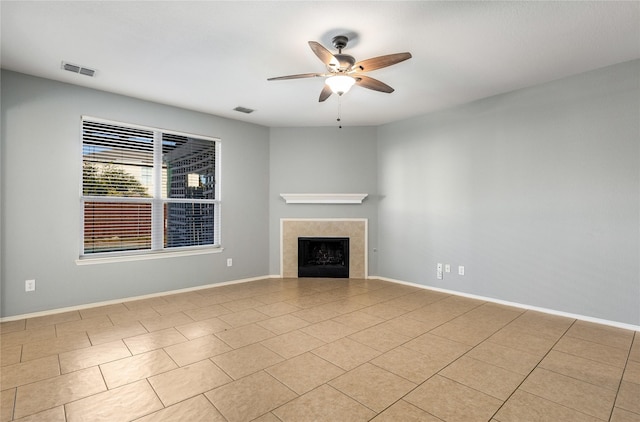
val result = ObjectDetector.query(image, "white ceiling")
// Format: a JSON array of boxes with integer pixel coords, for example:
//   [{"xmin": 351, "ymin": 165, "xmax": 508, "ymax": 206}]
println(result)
[{"xmin": 2, "ymin": 1, "xmax": 639, "ymax": 128}]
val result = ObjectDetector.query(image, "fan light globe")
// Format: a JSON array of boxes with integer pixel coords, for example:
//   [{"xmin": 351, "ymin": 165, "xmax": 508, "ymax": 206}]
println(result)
[{"xmin": 326, "ymin": 75, "xmax": 356, "ymax": 95}]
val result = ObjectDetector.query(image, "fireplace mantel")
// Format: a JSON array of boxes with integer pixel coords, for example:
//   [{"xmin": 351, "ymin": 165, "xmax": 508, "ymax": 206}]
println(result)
[{"xmin": 280, "ymin": 193, "xmax": 368, "ymax": 204}]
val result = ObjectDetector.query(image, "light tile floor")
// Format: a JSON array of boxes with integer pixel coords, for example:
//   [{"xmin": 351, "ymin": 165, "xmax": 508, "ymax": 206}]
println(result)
[{"xmin": 1, "ymin": 278, "xmax": 638, "ymax": 421}]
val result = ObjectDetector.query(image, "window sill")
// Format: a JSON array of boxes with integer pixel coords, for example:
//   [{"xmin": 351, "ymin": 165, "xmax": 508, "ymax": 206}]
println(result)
[{"xmin": 76, "ymin": 247, "xmax": 224, "ymax": 265}]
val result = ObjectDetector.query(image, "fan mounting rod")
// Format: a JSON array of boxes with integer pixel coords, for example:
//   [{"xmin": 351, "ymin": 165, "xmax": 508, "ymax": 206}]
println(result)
[{"xmin": 329, "ymin": 36, "xmax": 355, "ymax": 70}]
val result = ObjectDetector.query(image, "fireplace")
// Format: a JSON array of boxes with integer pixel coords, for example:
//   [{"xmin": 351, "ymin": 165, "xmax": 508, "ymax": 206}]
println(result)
[
  {"xmin": 298, "ymin": 237, "xmax": 349, "ymax": 278},
  {"xmin": 280, "ymin": 218, "xmax": 367, "ymax": 279}
]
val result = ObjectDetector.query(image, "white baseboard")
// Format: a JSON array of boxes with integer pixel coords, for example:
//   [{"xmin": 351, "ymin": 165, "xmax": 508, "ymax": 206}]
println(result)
[
  {"xmin": 374, "ymin": 276, "xmax": 640, "ymax": 332},
  {"xmin": 3, "ymin": 275, "xmax": 639, "ymax": 332},
  {"xmin": 0, "ymin": 275, "xmax": 272, "ymax": 322}
]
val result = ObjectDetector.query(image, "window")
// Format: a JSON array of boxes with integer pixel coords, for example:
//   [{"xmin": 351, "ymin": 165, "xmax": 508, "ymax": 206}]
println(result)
[{"xmin": 81, "ymin": 117, "xmax": 220, "ymax": 257}]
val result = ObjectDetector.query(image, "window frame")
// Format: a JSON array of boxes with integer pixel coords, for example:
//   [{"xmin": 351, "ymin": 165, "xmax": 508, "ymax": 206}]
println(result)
[{"xmin": 79, "ymin": 116, "xmax": 221, "ymax": 260}]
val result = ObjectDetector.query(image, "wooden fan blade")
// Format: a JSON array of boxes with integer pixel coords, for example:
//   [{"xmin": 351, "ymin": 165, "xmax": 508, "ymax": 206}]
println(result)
[
  {"xmin": 308, "ymin": 41, "xmax": 340, "ymax": 68},
  {"xmin": 319, "ymin": 84, "xmax": 332, "ymax": 102},
  {"xmin": 267, "ymin": 73, "xmax": 324, "ymax": 81},
  {"xmin": 355, "ymin": 75, "xmax": 394, "ymax": 93},
  {"xmin": 353, "ymin": 52, "xmax": 412, "ymax": 72}
]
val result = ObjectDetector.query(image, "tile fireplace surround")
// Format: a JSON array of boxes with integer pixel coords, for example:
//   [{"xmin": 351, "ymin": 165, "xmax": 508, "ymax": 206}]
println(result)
[{"xmin": 281, "ymin": 219, "xmax": 367, "ymax": 279}]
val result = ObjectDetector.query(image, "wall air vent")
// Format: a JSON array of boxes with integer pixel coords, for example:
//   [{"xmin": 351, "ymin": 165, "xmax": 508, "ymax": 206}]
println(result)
[
  {"xmin": 233, "ymin": 106, "xmax": 255, "ymax": 114},
  {"xmin": 62, "ymin": 61, "xmax": 96, "ymax": 77}
]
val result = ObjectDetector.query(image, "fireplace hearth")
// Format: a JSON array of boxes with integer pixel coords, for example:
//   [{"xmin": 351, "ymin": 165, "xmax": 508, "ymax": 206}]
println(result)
[{"xmin": 298, "ymin": 237, "xmax": 349, "ymax": 278}]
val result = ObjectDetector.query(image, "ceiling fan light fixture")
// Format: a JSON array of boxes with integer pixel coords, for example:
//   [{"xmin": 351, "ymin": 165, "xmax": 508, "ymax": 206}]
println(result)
[{"xmin": 326, "ymin": 75, "xmax": 356, "ymax": 96}]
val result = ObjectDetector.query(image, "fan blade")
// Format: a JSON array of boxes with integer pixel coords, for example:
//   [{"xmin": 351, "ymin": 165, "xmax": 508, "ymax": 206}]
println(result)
[
  {"xmin": 353, "ymin": 52, "xmax": 412, "ymax": 73},
  {"xmin": 355, "ymin": 75, "xmax": 394, "ymax": 93},
  {"xmin": 319, "ymin": 84, "xmax": 332, "ymax": 102},
  {"xmin": 267, "ymin": 73, "xmax": 324, "ymax": 81},
  {"xmin": 308, "ymin": 41, "xmax": 340, "ymax": 68}
]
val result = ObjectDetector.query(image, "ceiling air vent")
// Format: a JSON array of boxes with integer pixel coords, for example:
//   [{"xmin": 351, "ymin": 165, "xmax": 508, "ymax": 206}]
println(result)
[
  {"xmin": 62, "ymin": 61, "xmax": 96, "ymax": 77},
  {"xmin": 233, "ymin": 106, "xmax": 255, "ymax": 114}
]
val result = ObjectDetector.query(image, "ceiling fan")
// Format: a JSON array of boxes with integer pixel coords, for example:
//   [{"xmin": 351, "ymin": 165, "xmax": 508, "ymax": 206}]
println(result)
[{"xmin": 268, "ymin": 35, "xmax": 412, "ymax": 102}]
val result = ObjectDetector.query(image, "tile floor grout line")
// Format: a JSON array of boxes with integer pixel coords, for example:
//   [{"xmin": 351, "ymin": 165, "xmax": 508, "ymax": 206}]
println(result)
[
  {"xmin": 258, "ymin": 368, "xmax": 303, "ymax": 419},
  {"xmin": 535, "ymin": 352, "xmax": 628, "ymax": 392},
  {"xmin": 508, "ymin": 387, "xmax": 613, "ymax": 422},
  {"xmin": 330, "ymin": 299, "xmax": 496, "ymax": 420},
  {"xmin": 143, "ymin": 377, "xmax": 167, "ymax": 415},
  {"xmin": 200, "ymin": 392, "xmax": 230, "ymax": 422},
  {"xmin": 368, "ymin": 368, "xmax": 443, "ymax": 420},
  {"xmin": 544, "ymin": 347, "xmax": 626, "ymax": 371},
  {"xmin": 267, "ymin": 383, "xmax": 324, "ymax": 422},
  {"xmin": 261, "ymin": 297, "xmax": 443, "ymax": 420},
  {"xmin": 161, "ymin": 343, "xmax": 182, "ymax": 370},
  {"xmin": 606, "ymin": 330, "xmax": 637, "ymax": 422},
  {"xmin": 358, "ymin": 358, "xmax": 446, "ymax": 422},
  {"xmin": 487, "ymin": 317, "xmax": 581, "ymax": 421},
  {"xmin": 562, "ymin": 331, "xmax": 635, "ymax": 352},
  {"xmin": 9, "ymin": 389, "xmax": 16, "ymax": 422},
  {"xmin": 207, "ymin": 355, "xmax": 236, "ymax": 383}
]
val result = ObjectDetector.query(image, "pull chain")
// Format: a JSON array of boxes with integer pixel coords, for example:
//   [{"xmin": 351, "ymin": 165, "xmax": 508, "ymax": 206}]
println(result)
[{"xmin": 337, "ymin": 96, "xmax": 343, "ymax": 129}]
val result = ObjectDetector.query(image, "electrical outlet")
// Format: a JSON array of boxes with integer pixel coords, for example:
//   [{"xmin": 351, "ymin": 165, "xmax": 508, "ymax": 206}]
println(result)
[
  {"xmin": 25, "ymin": 279, "xmax": 36, "ymax": 292},
  {"xmin": 458, "ymin": 265, "xmax": 465, "ymax": 276},
  {"xmin": 226, "ymin": 258, "xmax": 233, "ymax": 267},
  {"xmin": 444, "ymin": 264, "xmax": 451, "ymax": 273}
]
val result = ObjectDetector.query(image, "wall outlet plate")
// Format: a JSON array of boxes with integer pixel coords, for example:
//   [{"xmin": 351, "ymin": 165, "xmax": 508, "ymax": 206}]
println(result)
[
  {"xmin": 25, "ymin": 279, "xmax": 36, "ymax": 292},
  {"xmin": 458, "ymin": 266, "xmax": 465, "ymax": 276},
  {"xmin": 226, "ymin": 258, "xmax": 233, "ymax": 267}
]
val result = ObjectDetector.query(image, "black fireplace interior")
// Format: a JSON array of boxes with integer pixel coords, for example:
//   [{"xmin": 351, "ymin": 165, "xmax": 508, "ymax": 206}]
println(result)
[{"xmin": 298, "ymin": 237, "xmax": 349, "ymax": 278}]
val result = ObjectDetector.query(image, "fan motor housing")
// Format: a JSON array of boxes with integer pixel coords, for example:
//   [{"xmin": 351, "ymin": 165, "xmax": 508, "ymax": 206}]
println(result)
[{"xmin": 333, "ymin": 54, "xmax": 355, "ymax": 71}]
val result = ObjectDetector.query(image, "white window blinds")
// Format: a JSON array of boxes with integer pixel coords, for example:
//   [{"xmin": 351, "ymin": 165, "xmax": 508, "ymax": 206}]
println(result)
[{"xmin": 81, "ymin": 117, "xmax": 220, "ymax": 256}]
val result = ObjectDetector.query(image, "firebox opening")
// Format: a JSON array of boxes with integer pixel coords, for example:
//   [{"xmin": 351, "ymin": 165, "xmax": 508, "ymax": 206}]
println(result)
[{"xmin": 298, "ymin": 237, "xmax": 349, "ymax": 278}]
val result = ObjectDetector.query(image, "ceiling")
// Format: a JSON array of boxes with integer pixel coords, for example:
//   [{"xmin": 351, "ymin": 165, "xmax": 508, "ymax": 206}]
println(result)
[{"xmin": 2, "ymin": 1, "xmax": 639, "ymax": 128}]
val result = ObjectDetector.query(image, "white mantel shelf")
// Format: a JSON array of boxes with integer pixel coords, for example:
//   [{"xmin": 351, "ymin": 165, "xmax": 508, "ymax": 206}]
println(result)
[{"xmin": 280, "ymin": 193, "xmax": 368, "ymax": 204}]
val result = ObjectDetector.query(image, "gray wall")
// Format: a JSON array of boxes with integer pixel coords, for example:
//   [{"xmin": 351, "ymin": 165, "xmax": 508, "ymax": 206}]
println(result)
[
  {"xmin": 268, "ymin": 127, "xmax": 379, "ymax": 276},
  {"xmin": 377, "ymin": 60, "xmax": 640, "ymax": 325},
  {"xmin": 1, "ymin": 71, "xmax": 270, "ymax": 317},
  {"xmin": 3, "ymin": 60, "xmax": 639, "ymax": 326}
]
